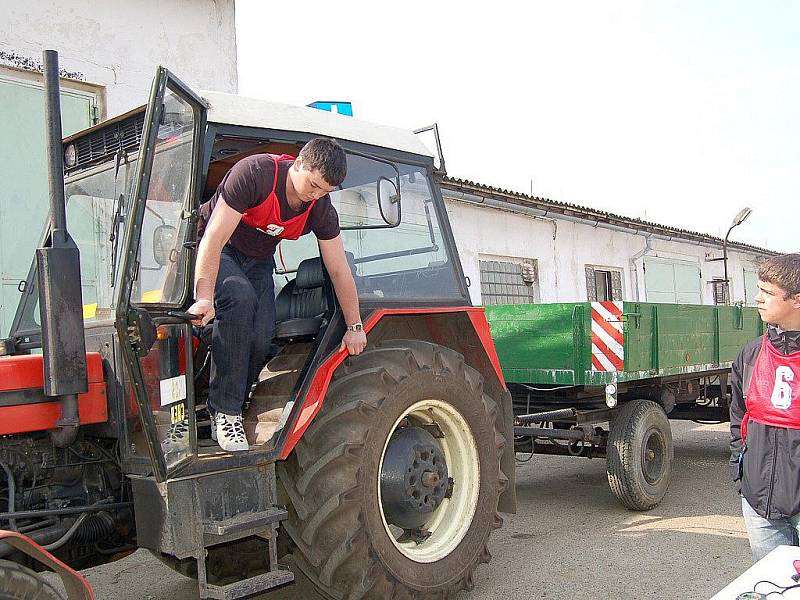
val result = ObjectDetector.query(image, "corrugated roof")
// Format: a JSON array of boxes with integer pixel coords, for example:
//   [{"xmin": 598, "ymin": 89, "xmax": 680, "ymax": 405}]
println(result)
[{"xmin": 439, "ymin": 175, "xmax": 775, "ymax": 256}]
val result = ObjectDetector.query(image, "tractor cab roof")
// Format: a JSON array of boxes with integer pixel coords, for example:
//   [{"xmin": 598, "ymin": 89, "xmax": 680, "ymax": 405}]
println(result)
[
  {"xmin": 64, "ymin": 91, "xmax": 435, "ymax": 163},
  {"xmin": 200, "ymin": 90, "xmax": 434, "ymax": 159}
]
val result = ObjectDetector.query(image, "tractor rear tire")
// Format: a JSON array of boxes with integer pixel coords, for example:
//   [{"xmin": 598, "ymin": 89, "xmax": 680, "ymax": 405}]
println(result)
[
  {"xmin": 278, "ymin": 339, "xmax": 508, "ymax": 599},
  {"xmin": 0, "ymin": 560, "xmax": 65, "ymax": 600},
  {"xmin": 606, "ymin": 399, "xmax": 673, "ymax": 511}
]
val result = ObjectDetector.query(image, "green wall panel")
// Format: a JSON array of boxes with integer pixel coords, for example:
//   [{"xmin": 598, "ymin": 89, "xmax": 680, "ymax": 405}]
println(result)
[{"xmin": 0, "ymin": 75, "xmax": 95, "ymax": 335}]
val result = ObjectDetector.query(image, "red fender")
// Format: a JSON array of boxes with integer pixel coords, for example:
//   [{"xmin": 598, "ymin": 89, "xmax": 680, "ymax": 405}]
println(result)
[
  {"xmin": 279, "ymin": 307, "xmax": 504, "ymax": 459},
  {"xmin": 0, "ymin": 530, "xmax": 94, "ymax": 600}
]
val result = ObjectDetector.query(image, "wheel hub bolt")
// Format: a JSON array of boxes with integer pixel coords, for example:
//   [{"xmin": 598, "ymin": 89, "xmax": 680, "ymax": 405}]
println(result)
[
  {"xmin": 421, "ymin": 471, "xmax": 440, "ymax": 488},
  {"xmin": 647, "ymin": 450, "xmax": 655, "ymax": 460}
]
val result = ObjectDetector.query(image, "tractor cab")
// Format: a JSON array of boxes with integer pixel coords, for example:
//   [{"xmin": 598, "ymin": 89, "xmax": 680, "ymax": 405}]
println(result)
[{"xmin": 8, "ymin": 67, "xmax": 469, "ymax": 481}]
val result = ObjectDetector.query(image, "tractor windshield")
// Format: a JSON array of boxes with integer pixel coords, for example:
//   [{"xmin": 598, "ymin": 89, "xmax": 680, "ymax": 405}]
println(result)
[
  {"xmin": 10, "ymin": 153, "xmax": 140, "ymax": 335},
  {"xmin": 11, "ymin": 126, "xmax": 193, "ymax": 335},
  {"xmin": 279, "ymin": 157, "xmax": 465, "ymax": 302}
]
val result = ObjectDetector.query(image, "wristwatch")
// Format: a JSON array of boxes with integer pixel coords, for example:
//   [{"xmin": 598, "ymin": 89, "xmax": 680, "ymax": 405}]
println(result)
[{"xmin": 346, "ymin": 322, "xmax": 364, "ymax": 333}]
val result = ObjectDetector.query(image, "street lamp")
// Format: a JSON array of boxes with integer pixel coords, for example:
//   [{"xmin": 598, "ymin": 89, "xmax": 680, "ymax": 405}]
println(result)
[{"xmin": 723, "ymin": 207, "xmax": 752, "ymax": 304}]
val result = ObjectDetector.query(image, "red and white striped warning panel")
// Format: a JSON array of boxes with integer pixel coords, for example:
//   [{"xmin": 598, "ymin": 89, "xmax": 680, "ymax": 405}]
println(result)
[{"xmin": 591, "ymin": 301, "xmax": 624, "ymax": 371}]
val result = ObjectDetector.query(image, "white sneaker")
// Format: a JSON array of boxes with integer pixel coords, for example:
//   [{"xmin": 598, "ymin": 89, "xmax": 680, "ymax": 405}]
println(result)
[{"xmin": 214, "ymin": 412, "xmax": 249, "ymax": 452}]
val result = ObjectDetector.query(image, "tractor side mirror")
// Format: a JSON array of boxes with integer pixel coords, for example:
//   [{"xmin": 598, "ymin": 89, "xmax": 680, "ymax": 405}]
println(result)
[
  {"xmin": 153, "ymin": 224, "xmax": 177, "ymax": 267},
  {"xmin": 376, "ymin": 176, "xmax": 401, "ymax": 227}
]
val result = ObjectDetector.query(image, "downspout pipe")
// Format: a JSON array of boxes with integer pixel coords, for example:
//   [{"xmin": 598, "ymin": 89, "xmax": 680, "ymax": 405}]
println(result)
[{"xmin": 629, "ymin": 235, "xmax": 653, "ymax": 302}]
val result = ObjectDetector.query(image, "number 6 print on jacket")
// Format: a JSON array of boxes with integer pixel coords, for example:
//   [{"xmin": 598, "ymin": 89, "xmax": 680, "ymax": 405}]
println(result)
[{"xmin": 771, "ymin": 366, "xmax": 796, "ymax": 410}]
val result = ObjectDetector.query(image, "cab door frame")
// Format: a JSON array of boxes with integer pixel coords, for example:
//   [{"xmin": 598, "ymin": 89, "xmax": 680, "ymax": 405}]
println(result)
[{"xmin": 114, "ymin": 67, "xmax": 207, "ymax": 481}]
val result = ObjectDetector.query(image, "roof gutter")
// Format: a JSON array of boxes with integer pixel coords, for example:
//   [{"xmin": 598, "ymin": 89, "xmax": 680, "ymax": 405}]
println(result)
[{"xmin": 442, "ymin": 189, "xmax": 762, "ymax": 256}]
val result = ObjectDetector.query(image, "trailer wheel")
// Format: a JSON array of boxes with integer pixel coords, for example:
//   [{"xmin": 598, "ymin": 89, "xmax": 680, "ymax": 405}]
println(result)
[
  {"xmin": 606, "ymin": 399, "xmax": 673, "ymax": 511},
  {"xmin": 0, "ymin": 560, "xmax": 65, "ymax": 600},
  {"xmin": 278, "ymin": 340, "xmax": 507, "ymax": 599}
]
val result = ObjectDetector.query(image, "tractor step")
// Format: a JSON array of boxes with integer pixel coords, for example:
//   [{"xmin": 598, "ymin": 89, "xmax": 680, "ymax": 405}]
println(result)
[
  {"xmin": 131, "ymin": 465, "xmax": 292, "ymax": 600},
  {"xmin": 203, "ymin": 569, "xmax": 294, "ymax": 600},
  {"xmin": 203, "ymin": 506, "xmax": 287, "ymax": 537}
]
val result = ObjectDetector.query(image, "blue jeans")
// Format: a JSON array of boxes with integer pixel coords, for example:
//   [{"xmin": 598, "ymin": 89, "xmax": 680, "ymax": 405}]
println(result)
[
  {"xmin": 208, "ymin": 246, "xmax": 276, "ymax": 416},
  {"xmin": 742, "ymin": 496, "xmax": 800, "ymax": 562}
]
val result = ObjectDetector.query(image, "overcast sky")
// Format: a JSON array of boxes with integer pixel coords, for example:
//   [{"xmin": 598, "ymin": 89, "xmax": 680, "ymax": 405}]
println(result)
[{"xmin": 236, "ymin": 1, "xmax": 798, "ymax": 253}]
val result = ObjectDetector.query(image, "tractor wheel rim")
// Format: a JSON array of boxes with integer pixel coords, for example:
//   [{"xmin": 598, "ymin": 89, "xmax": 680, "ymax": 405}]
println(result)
[
  {"xmin": 641, "ymin": 427, "xmax": 665, "ymax": 485},
  {"xmin": 378, "ymin": 398, "xmax": 480, "ymax": 563}
]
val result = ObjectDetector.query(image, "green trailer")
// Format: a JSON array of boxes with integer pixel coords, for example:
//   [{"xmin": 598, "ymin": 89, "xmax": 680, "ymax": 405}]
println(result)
[{"xmin": 486, "ymin": 300, "xmax": 764, "ymax": 510}]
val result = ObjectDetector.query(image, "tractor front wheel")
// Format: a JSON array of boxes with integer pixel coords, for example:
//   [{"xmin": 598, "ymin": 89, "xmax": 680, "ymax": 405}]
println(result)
[
  {"xmin": 0, "ymin": 560, "xmax": 65, "ymax": 600},
  {"xmin": 279, "ymin": 340, "xmax": 507, "ymax": 599}
]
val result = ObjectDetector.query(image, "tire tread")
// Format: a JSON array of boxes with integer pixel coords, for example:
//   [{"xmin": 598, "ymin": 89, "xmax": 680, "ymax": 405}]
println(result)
[
  {"xmin": 606, "ymin": 399, "xmax": 673, "ymax": 511},
  {"xmin": 281, "ymin": 339, "xmax": 508, "ymax": 599}
]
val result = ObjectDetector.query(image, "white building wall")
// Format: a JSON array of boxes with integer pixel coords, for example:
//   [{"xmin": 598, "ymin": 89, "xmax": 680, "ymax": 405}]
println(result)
[
  {"xmin": 0, "ymin": 0, "xmax": 237, "ymax": 115},
  {"xmin": 444, "ymin": 197, "xmax": 763, "ymax": 307}
]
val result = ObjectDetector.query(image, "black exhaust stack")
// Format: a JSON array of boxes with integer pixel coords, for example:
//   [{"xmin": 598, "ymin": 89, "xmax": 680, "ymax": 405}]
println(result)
[{"xmin": 38, "ymin": 50, "xmax": 87, "ymax": 448}]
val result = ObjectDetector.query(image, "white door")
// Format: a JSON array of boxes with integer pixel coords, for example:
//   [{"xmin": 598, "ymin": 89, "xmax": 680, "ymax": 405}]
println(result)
[{"xmin": 644, "ymin": 258, "xmax": 702, "ymax": 304}]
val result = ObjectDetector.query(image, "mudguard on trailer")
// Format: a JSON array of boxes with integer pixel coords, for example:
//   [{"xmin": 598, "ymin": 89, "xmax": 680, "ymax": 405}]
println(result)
[{"xmin": 0, "ymin": 530, "xmax": 95, "ymax": 600}]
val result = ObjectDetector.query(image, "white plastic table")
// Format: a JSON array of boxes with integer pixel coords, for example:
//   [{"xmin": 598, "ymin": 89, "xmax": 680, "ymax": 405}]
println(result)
[{"xmin": 712, "ymin": 545, "xmax": 800, "ymax": 599}]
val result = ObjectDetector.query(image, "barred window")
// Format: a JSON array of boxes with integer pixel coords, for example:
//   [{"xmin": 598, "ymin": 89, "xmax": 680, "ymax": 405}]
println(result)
[
  {"xmin": 712, "ymin": 279, "xmax": 729, "ymax": 305},
  {"xmin": 479, "ymin": 259, "xmax": 538, "ymax": 305}
]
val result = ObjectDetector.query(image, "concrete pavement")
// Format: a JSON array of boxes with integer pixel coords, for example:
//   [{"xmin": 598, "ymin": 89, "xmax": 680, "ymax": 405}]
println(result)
[{"xmin": 58, "ymin": 420, "xmax": 751, "ymax": 599}]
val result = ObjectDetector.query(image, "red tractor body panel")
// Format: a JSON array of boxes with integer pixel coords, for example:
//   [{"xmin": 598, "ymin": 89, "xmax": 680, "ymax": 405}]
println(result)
[{"xmin": 0, "ymin": 352, "xmax": 107, "ymax": 435}]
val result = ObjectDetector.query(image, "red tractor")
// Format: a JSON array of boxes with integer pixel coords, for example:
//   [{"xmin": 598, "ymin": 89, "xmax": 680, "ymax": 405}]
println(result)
[{"xmin": 0, "ymin": 53, "xmax": 515, "ymax": 599}]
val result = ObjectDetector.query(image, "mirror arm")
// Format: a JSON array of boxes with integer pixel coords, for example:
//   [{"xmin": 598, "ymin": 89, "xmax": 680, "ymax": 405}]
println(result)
[{"xmin": 145, "ymin": 203, "xmax": 166, "ymax": 225}]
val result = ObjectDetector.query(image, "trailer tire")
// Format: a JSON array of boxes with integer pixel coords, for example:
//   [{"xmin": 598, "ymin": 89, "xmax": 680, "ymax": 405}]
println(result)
[
  {"xmin": 0, "ymin": 560, "xmax": 65, "ymax": 600},
  {"xmin": 278, "ymin": 340, "xmax": 507, "ymax": 599},
  {"xmin": 606, "ymin": 399, "xmax": 673, "ymax": 511}
]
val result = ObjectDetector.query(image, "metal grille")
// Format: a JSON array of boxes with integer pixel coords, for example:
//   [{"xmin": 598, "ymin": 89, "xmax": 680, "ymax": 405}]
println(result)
[
  {"xmin": 69, "ymin": 112, "xmax": 145, "ymax": 172},
  {"xmin": 712, "ymin": 279, "xmax": 729, "ymax": 305},
  {"xmin": 479, "ymin": 260, "xmax": 538, "ymax": 305}
]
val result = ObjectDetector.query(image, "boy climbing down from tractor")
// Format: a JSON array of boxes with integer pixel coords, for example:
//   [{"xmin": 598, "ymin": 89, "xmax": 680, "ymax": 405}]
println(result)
[{"xmin": 188, "ymin": 138, "xmax": 367, "ymax": 451}]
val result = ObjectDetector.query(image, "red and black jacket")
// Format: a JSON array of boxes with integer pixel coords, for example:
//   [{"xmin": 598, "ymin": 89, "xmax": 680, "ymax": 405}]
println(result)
[{"xmin": 730, "ymin": 326, "xmax": 800, "ymax": 519}]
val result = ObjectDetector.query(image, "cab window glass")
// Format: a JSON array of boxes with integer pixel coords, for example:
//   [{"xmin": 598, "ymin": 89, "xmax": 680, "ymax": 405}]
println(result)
[
  {"xmin": 135, "ymin": 87, "xmax": 196, "ymax": 305},
  {"xmin": 334, "ymin": 161, "xmax": 461, "ymax": 300}
]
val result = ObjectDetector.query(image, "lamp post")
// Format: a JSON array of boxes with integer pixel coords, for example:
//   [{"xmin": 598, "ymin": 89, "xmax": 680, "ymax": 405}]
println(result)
[{"xmin": 723, "ymin": 207, "xmax": 752, "ymax": 304}]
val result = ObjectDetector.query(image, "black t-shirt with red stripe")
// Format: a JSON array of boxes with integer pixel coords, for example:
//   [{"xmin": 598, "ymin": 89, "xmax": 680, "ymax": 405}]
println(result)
[{"xmin": 198, "ymin": 155, "xmax": 340, "ymax": 259}]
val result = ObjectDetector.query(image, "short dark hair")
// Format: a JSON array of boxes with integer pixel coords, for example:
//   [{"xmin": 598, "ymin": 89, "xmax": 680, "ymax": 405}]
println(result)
[
  {"xmin": 758, "ymin": 253, "xmax": 800, "ymax": 298},
  {"xmin": 298, "ymin": 138, "xmax": 347, "ymax": 187}
]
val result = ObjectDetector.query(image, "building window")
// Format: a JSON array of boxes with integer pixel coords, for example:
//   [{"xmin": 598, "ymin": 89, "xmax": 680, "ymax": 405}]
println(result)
[
  {"xmin": 479, "ymin": 259, "xmax": 538, "ymax": 305},
  {"xmin": 586, "ymin": 266, "xmax": 623, "ymax": 301},
  {"xmin": 743, "ymin": 269, "xmax": 758, "ymax": 306},
  {"xmin": 712, "ymin": 279, "xmax": 729, "ymax": 305}
]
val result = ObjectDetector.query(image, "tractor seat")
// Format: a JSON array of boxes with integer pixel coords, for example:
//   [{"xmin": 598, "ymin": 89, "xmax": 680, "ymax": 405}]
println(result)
[{"xmin": 274, "ymin": 257, "xmax": 327, "ymax": 341}]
